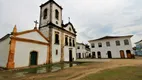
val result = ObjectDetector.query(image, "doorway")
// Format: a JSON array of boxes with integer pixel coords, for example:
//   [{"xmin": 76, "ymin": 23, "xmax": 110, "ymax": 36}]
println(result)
[
  {"xmin": 120, "ymin": 50, "xmax": 125, "ymax": 58},
  {"xmin": 30, "ymin": 51, "xmax": 38, "ymax": 66},
  {"xmin": 97, "ymin": 51, "xmax": 101, "ymax": 58},
  {"xmin": 92, "ymin": 52, "xmax": 96, "ymax": 58},
  {"xmin": 79, "ymin": 53, "xmax": 81, "ymax": 59},
  {"xmin": 126, "ymin": 50, "xmax": 132, "ymax": 59},
  {"xmin": 69, "ymin": 50, "xmax": 73, "ymax": 62},
  {"xmin": 107, "ymin": 51, "xmax": 112, "ymax": 58},
  {"xmin": 89, "ymin": 54, "xmax": 91, "ymax": 58}
]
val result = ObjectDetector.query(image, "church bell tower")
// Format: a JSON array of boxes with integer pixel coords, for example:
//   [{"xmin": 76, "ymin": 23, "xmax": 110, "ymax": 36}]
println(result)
[{"xmin": 39, "ymin": 0, "xmax": 63, "ymax": 28}]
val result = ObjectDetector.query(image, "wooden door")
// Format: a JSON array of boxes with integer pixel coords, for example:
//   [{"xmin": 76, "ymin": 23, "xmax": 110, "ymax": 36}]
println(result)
[
  {"xmin": 120, "ymin": 50, "xmax": 125, "ymax": 58},
  {"xmin": 126, "ymin": 50, "xmax": 132, "ymax": 59},
  {"xmin": 127, "ymin": 53, "xmax": 131, "ymax": 58},
  {"xmin": 30, "ymin": 51, "xmax": 38, "ymax": 66}
]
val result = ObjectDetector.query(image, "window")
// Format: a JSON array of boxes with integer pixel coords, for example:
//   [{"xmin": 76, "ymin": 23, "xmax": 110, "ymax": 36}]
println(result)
[
  {"xmin": 124, "ymin": 39, "xmax": 129, "ymax": 45},
  {"xmin": 98, "ymin": 42, "xmax": 102, "ymax": 47},
  {"xmin": 43, "ymin": 8, "xmax": 47, "ymax": 19},
  {"xmin": 77, "ymin": 46, "xmax": 80, "ymax": 49},
  {"xmin": 55, "ymin": 32, "xmax": 59, "ymax": 44},
  {"xmin": 65, "ymin": 36, "xmax": 68, "ymax": 46},
  {"xmin": 73, "ymin": 39, "xmax": 75, "ymax": 47},
  {"xmin": 106, "ymin": 42, "xmax": 110, "ymax": 47},
  {"xmin": 69, "ymin": 37, "xmax": 72, "ymax": 46},
  {"xmin": 69, "ymin": 27, "xmax": 71, "ymax": 31},
  {"xmin": 56, "ymin": 50, "xmax": 58, "ymax": 55},
  {"xmin": 116, "ymin": 40, "xmax": 120, "ymax": 46},
  {"xmin": 91, "ymin": 43, "xmax": 95, "ymax": 48},
  {"xmin": 55, "ymin": 9, "xmax": 59, "ymax": 20}
]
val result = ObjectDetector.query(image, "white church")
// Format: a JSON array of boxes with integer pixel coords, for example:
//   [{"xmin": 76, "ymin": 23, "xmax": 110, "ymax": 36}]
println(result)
[{"xmin": 0, "ymin": 0, "xmax": 77, "ymax": 69}]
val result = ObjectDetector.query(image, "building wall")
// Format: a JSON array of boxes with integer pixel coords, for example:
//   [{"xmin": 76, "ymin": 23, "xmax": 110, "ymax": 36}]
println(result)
[
  {"xmin": 89, "ymin": 37, "xmax": 133, "ymax": 58},
  {"xmin": 64, "ymin": 33, "xmax": 76, "ymax": 61},
  {"xmin": 17, "ymin": 31, "xmax": 47, "ymax": 42},
  {"xmin": 64, "ymin": 24, "xmax": 75, "ymax": 33},
  {"xmin": 51, "ymin": 29, "xmax": 61, "ymax": 63},
  {"xmin": 40, "ymin": 3, "xmax": 51, "ymax": 27},
  {"xmin": 51, "ymin": 3, "xmax": 62, "ymax": 27},
  {"xmin": 76, "ymin": 44, "xmax": 86, "ymax": 58},
  {"xmin": 0, "ymin": 38, "xmax": 10, "ymax": 67},
  {"xmin": 64, "ymin": 46, "xmax": 76, "ymax": 61},
  {"xmin": 39, "ymin": 26, "xmax": 49, "ymax": 38},
  {"xmin": 14, "ymin": 41, "xmax": 48, "ymax": 68}
]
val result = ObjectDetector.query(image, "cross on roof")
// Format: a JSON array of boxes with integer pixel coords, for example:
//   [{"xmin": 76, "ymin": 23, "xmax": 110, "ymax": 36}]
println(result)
[
  {"xmin": 34, "ymin": 20, "xmax": 38, "ymax": 27},
  {"xmin": 68, "ymin": 17, "xmax": 70, "ymax": 22}
]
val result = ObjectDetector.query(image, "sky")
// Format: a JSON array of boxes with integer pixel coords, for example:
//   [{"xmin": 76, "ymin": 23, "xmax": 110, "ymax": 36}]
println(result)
[{"xmin": 0, "ymin": 0, "xmax": 142, "ymax": 46}]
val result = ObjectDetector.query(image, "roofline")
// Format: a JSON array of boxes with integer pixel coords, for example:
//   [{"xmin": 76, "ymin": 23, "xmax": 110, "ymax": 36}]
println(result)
[
  {"xmin": 135, "ymin": 40, "xmax": 142, "ymax": 44},
  {"xmin": 40, "ymin": 0, "xmax": 63, "ymax": 9},
  {"xmin": 39, "ymin": 22, "xmax": 77, "ymax": 36},
  {"xmin": 14, "ymin": 29, "xmax": 49, "ymax": 42},
  {"xmin": 0, "ymin": 34, "xmax": 11, "ymax": 42},
  {"xmin": 62, "ymin": 22, "xmax": 77, "ymax": 33},
  {"xmin": 76, "ymin": 42, "xmax": 84, "ymax": 45},
  {"xmin": 88, "ymin": 35, "xmax": 133, "ymax": 42}
]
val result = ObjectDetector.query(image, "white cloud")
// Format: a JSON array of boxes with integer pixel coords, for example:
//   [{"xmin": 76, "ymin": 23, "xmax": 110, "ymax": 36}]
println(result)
[{"xmin": 0, "ymin": 0, "xmax": 142, "ymax": 46}]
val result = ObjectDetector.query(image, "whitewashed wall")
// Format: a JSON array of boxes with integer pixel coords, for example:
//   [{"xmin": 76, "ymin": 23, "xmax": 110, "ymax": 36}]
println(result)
[
  {"xmin": 51, "ymin": 29, "xmax": 61, "ymax": 63},
  {"xmin": 76, "ymin": 44, "xmax": 89, "ymax": 58},
  {"xmin": 64, "ymin": 24, "xmax": 75, "ymax": 33},
  {"xmin": 14, "ymin": 41, "xmax": 48, "ymax": 68},
  {"xmin": 64, "ymin": 33, "xmax": 76, "ymax": 61},
  {"xmin": 52, "ymin": 3, "xmax": 62, "ymax": 27},
  {"xmin": 89, "ymin": 37, "xmax": 133, "ymax": 58},
  {"xmin": 40, "ymin": 3, "xmax": 51, "ymax": 27},
  {"xmin": 39, "ymin": 26, "xmax": 49, "ymax": 38},
  {"xmin": 17, "ymin": 31, "xmax": 47, "ymax": 42},
  {"xmin": 64, "ymin": 46, "xmax": 76, "ymax": 61},
  {"xmin": 0, "ymin": 38, "xmax": 10, "ymax": 67}
]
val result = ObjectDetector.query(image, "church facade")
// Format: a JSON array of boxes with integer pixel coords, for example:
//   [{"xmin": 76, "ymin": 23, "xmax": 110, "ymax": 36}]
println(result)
[
  {"xmin": 39, "ymin": 0, "xmax": 77, "ymax": 63},
  {"xmin": 0, "ymin": 0, "xmax": 77, "ymax": 69},
  {"xmin": 0, "ymin": 26, "xmax": 49, "ymax": 69}
]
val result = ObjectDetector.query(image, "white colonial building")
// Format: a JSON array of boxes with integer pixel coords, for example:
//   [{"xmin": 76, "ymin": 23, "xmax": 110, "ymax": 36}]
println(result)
[
  {"xmin": 0, "ymin": 0, "xmax": 77, "ymax": 69},
  {"xmin": 76, "ymin": 43, "xmax": 91, "ymax": 59},
  {"xmin": 0, "ymin": 26, "xmax": 49, "ymax": 69},
  {"xmin": 39, "ymin": 0, "xmax": 77, "ymax": 63},
  {"xmin": 88, "ymin": 35, "xmax": 134, "ymax": 59}
]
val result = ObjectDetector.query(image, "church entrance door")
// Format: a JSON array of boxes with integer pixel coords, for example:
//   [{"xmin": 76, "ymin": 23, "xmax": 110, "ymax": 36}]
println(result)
[
  {"xmin": 69, "ymin": 50, "xmax": 73, "ymax": 62},
  {"xmin": 30, "ymin": 51, "xmax": 38, "ymax": 66}
]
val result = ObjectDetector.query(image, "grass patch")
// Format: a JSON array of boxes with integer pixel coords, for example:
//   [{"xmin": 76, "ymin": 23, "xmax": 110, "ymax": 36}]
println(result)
[{"xmin": 80, "ymin": 66, "xmax": 142, "ymax": 80}]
